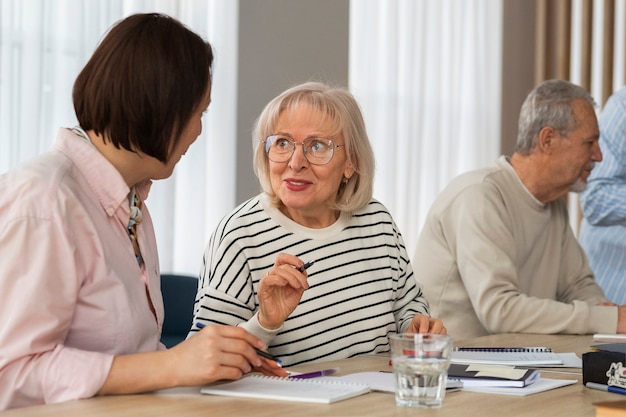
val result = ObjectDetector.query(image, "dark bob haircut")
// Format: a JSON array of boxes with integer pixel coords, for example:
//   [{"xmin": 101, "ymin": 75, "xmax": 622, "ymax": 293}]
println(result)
[{"xmin": 73, "ymin": 13, "xmax": 213, "ymax": 163}]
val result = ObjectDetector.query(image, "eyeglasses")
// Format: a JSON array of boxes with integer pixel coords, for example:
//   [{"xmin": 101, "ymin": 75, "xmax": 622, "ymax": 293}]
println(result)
[{"xmin": 263, "ymin": 135, "xmax": 343, "ymax": 165}]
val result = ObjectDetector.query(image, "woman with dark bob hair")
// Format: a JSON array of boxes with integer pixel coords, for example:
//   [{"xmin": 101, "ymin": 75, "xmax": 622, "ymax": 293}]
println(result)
[
  {"xmin": 0, "ymin": 13, "xmax": 282, "ymax": 410},
  {"xmin": 192, "ymin": 82, "xmax": 446, "ymax": 367}
]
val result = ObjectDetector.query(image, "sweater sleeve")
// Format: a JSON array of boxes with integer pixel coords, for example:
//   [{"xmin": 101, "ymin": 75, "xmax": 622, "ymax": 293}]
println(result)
[
  {"xmin": 0, "ymin": 217, "xmax": 114, "ymax": 409},
  {"xmin": 383, "ymin": 209, "xmax": 430, "ymax": 331},
  {"xmin": 193, "ymin": 226, "xmax": 258, "ymax": 327}
]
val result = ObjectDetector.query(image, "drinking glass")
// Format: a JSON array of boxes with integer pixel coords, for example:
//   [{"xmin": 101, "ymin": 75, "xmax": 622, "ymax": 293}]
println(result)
[{"xmin": 389, "ymin": 333, "xmax": 453, "ymax": 408}]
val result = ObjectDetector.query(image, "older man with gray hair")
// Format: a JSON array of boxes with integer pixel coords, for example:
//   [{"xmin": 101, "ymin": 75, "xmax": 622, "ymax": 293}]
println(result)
[{"xmin": 414, "ymin": 79, "xmax": 626, "ymax": 340}]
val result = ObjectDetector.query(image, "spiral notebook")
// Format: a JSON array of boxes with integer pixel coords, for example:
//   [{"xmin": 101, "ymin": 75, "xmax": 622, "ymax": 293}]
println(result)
[
  {"xmin": 451, "ymin": 349, "xmax": 564, "ymax": 366},
  {"xmin": 201, "ymin": 374, "xmax": 371, "ymax": 404},
  {"xmin": 453, "ymin": 346, "xmax": 553, "ymax": 353}
]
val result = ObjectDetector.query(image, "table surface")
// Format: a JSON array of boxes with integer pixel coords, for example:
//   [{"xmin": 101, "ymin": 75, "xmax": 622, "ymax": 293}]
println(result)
[{"xmin": 3, "ymin": 333, "xmax": 620, "ymax": 416}]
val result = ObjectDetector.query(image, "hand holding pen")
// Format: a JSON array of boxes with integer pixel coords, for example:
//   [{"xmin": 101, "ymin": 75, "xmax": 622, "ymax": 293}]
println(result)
[
  {"xmin": 257, "ymin": 254, "xmax": 315, "ymax": 330},
  {"xmin": 172, "ymin": 320, "xmax": 286, "ymax": 384},
  {"xmin": 195, "ymin": 322, "xmax": 282, "ymax": 365}
]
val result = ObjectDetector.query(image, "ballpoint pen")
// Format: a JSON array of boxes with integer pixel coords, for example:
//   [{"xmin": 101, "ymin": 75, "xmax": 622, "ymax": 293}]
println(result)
[
  {"xmin": 195, "ymin": 322, "xmax": 282, "ymax": 365},
  {"xmin": 297, "ymin": 259, "xmax": 316, "ymax": 272},
  {"xmin": 289, "ymin": 368, "xmax": 340, "ymax": 379},
  {"xmin": 585, "ymin": 382, "xmax": 626, "ymax": 395}
]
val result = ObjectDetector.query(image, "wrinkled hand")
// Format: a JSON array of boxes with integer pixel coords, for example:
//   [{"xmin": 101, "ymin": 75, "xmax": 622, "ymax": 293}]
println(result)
[
  {"xmin": 405, "ymin": 314, "xmax": 447, "ymax": 334},
  {"xmin": 257, "ymin": 253, "xmax": 309, "ymax": 330}
]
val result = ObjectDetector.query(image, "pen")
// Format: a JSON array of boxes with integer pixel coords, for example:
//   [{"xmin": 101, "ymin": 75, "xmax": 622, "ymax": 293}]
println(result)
[
  {"xmin": 195, "ymin": 322, "xmax": 282, "ymax": 365},
  {"xmin": 585, "ymin": 382, "xmax": 626, "ymax": 395},
  {"xmin": 289, "ymin": 367, "xmax": 340, "ymax": 379},
  {"xmin": 297, "ymin": 259, "xmax": 316, "ymax": 272}
]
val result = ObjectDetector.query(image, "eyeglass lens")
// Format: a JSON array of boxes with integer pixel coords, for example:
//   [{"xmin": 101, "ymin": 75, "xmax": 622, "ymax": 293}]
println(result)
[{"xmin": 265, "ymin": 135, "xmax": 335, "ymax": 165}]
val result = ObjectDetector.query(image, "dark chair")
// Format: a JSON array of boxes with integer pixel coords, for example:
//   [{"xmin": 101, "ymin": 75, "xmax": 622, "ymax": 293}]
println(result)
[{"xmin": 160, "ymin": 274, "xmax": 199, "ymax": 348}]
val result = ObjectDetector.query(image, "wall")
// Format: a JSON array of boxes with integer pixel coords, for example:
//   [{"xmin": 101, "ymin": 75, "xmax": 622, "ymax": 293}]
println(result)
[
  {"xmin": 236, "ymin": 0, "xmax": 350, "ymax": 203},
  {"xmin": 500, "ymin": 0, "xmax": 537, "ymax": 156},
  {"xmin": 235, "ymin": 0, "xmax": 540, "ymax": 200}
]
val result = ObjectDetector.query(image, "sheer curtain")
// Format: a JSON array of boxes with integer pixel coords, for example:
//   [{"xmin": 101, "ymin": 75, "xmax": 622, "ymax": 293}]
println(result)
[
  {"xmin": 0, "ymin": 0, "xmax": 237, "ymax": 276},
  {"xmin": 349, "ymin": 0, "xmax": 502, "ymax": 255}
]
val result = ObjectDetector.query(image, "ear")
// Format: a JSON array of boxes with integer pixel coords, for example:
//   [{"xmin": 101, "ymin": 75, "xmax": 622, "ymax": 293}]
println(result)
[
  {"xmin": 343, "ymin": 163, "xmax": 355, "ymax": 180},
  {"xmin": 536, "ymin": 126, "xmax": 557, "ymax": 154}
]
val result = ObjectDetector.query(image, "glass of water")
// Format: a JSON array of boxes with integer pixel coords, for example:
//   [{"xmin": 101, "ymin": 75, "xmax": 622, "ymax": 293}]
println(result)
[{"xmin": 389, "ymin": 333, "xmax": 453, "ymax": 408}]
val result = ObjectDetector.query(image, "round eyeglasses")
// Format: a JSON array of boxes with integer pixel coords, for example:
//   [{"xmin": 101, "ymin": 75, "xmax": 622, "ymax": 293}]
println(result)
[{"xmin": 263, "ymin": 135, "xmax": 344, "ymax": 165}]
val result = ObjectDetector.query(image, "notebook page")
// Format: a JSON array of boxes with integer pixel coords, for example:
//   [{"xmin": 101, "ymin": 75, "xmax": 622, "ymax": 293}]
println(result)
[{"xmin": 201, "ymin": 374, "xmax": 370, "ymax": 404}]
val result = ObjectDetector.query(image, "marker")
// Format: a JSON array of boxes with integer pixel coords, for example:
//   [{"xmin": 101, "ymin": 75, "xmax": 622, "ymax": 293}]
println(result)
[
  {"xmin": 195, "ymin": 322, "xmax": 282, "ymax": 365},
  {"xmin": 585, "ymin": 382, "xmax": 626, "ymax": 395},
  {"xmin": 297, "ymin": 259, "xmax": 316, "ymax": 272},
  {"xmin": 289, "ymin": 368, "xmax": 339, "ymax": 379}
]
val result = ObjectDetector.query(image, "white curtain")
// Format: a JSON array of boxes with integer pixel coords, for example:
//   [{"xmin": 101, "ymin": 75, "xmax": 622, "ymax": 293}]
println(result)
[
  {"xmin": 349, "ymin": 0, "xmax": 503, "ymax": 255},
  {"xmin": 0, "ymin": 0, "xmax": 237, "ymax": 276}
]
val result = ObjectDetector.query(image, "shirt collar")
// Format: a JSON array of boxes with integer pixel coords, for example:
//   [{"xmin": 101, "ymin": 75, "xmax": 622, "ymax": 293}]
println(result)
[{"xmin": 54, "ymin": 127, "xmax": 152, "ymax": 218}]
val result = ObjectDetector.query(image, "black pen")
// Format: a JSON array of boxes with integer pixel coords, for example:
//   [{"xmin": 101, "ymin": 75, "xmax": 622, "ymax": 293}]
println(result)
[
  {"xmin": 297, "ymin": 259, "xmax": 316, "ymax": 272},
  {"xmin": 195, "ymin": 322, "xmax": 282, "ymax": 365}
]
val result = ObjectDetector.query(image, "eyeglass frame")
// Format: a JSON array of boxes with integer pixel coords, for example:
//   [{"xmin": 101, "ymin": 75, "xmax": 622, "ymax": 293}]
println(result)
[{"xmin": 262, "ymin": 134, "xmax": 344, "ymax": 165}]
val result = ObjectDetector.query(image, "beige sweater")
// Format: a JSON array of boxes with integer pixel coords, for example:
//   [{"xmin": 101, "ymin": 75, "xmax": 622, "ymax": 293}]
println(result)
[{"xmin": 414, "ymin": 156, "xmax": 617, "ymax": 341}]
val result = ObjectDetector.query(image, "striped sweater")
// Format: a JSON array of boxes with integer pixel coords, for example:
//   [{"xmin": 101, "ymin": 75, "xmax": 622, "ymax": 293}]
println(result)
[{"xmin": 192, "ymin": 194, "xmax": 429, "ymax": 366}]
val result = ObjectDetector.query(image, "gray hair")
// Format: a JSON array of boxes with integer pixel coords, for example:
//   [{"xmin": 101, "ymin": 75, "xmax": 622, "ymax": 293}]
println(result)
[
  {"xmin": 515, "ymin": 79, "xmax": 596, "ymax": 155},
  {"xmin": 252, "ymin": 81, "xmax": 375, "ymax": 212}
]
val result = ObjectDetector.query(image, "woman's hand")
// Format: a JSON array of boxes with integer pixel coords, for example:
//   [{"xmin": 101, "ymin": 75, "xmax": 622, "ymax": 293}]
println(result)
[
  {"xmin": 98, "ymin": 324, "xmax": 286, "ymax": 395},
  {"xmin": 405, "ymin": 314, "xmax": 447, "ymax": 334},
  {"xmin": 257, "ymin": 253, "xmax": 309, "ymax": 330},
  {"xmin": 167, "ymin": 324, "xmax": 266, "ymax": 386}
]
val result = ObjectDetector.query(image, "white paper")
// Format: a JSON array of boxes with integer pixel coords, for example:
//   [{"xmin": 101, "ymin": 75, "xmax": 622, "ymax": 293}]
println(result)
[{"xmin": 461, "ymin": 378, "xmax": 577, "ymax": 396}]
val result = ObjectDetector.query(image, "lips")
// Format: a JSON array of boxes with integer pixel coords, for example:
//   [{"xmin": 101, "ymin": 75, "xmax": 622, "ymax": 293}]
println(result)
[{"xmin": 284, "ymin": 178, "xmax": 312, "ymax": 190}]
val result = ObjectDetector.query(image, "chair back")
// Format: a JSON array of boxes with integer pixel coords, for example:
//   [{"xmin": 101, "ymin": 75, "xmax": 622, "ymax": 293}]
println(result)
[{"xmin": 160, "ymin": 274, "xmax": 198, "ymax": 348}]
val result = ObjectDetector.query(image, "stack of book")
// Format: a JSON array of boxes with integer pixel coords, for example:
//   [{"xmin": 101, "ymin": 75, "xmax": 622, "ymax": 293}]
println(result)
[{"xmin": 447, "ymin": 363, "xmax": 540, "ymax": 387}]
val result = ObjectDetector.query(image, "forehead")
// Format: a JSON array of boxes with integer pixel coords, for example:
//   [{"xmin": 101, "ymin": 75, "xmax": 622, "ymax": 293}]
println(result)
[
  {"xmin": 570, "ymin": 99, "xmax": 599, "ymax": 139},
  {"xmin": 276, "ymin": 102, "xmax": 341, "ymax": 136}
]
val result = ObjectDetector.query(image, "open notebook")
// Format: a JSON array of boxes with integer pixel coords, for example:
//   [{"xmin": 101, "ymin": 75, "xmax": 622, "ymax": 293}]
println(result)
[{"xmin": 201, "ymin": 374, "xmax": 370, "ymax": 404}]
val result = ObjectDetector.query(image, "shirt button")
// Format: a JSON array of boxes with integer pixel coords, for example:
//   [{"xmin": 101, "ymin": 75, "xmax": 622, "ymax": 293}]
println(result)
[{"xmin": 106, "ymin": 207, "xmax": 115, "ymax": 216}]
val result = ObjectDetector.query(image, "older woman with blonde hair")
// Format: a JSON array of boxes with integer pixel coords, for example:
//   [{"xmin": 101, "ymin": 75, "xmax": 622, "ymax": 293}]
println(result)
[{"xmin": 192, "ymin": 81, "xmax": 445, "ymax": 367}]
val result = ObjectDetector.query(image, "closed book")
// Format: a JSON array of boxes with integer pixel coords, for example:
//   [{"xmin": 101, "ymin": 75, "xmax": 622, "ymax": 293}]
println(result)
[
  {"xmin": 592, "ymin": 344, "xmax": 626, "ymax": 355},
  {"xmin": 582, "ymin": 351, "xmax": 626, "ymax": 388},
  {"xmin": 447, "ymin": 363, "xmax": 540, "ymax": 387}
]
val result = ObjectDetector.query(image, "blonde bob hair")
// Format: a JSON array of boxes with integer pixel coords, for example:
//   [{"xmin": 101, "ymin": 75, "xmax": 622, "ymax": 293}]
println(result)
[{"xmin": 252, "ymin": 81, "xmax": 375, "ymax": 213}]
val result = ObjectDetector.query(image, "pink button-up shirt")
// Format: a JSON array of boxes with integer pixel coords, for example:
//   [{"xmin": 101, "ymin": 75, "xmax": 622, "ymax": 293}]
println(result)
[{"xmin": 0, "ymin": 128, "xmax": 164, "ymax": 409}]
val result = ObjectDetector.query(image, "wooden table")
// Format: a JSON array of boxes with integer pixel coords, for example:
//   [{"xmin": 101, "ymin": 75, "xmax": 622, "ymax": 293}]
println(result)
[{"xmin": 2, "ymin": 334, "xmax": 619, "ymax": 417}]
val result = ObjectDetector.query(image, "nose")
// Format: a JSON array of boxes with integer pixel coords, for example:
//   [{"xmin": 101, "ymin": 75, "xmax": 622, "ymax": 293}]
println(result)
[
  {"xmin": 288, "ymin": 143, "xmax": 310, "ymax": 170},
  {"xmin": 592, "ymin": 141, "xmax": 603, "ymax": 162}
]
